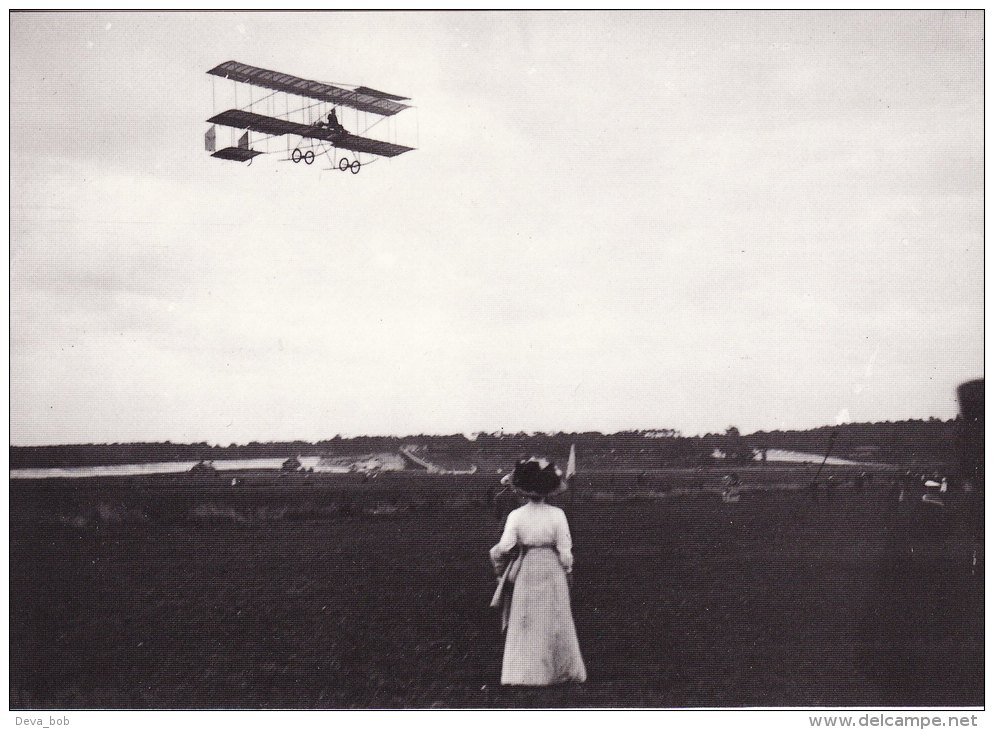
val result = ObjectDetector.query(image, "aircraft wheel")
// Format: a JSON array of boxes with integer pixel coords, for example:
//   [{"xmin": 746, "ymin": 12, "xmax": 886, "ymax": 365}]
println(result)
[
  {"xmin": 339, "ymin": 158, "xmax": 350, "ymax": 172},
  {"xmin": 304, "ymin": 150, "xmax": 315, "ymax": 165},
  {"xmin": 291, "ymin": 149, "xmax": 302, "ymax": 163},
  {"xmin": 350, "ymin": 160, "xmax": 361, "ymax": 175}
]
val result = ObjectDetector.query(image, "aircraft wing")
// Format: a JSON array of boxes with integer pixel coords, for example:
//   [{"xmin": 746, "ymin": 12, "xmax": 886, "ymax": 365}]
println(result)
[
  {"xmin": 212, "ymin": 147, "xmax": 263, "ymax": 162},
  {"xmin": 207, "ymin": 109, "xmax": 415, "ymax": 158},
  {"xmin": 207, "ymin": 61, "xmax": 410, "ymax": 117},
  {"xmin": 353, "ymin": 86, "xmax": 410, "ymax": 102},
  {"xmin": 332, "ymin": 131, "xmax": 416, "ymax": 158}
]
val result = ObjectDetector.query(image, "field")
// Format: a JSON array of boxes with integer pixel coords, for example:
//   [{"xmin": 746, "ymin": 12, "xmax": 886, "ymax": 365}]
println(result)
[{"xmin": 9, "ymin": 466, "xmax": 984, "ymax": 708}]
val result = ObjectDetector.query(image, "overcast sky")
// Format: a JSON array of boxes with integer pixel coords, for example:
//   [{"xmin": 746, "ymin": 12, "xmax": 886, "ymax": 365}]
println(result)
[{"xmin": 10, "ymin": 11, "xmax": 984, "ymax": 445}]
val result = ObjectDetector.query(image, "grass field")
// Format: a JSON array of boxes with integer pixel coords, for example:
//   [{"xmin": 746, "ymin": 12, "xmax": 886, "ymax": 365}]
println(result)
[{"xmin": 9, "ymin": 467, "xmax": 983, "ymax": 708}]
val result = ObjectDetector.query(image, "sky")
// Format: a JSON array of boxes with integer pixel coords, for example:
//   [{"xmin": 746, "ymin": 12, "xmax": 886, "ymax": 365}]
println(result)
[{"xmin": 9, "ymin": 11, "xmax": 984, "ymax": 446}]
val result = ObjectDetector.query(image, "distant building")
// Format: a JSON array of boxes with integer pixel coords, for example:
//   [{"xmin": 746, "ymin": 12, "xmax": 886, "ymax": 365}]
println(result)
[
  {"xmin": 189, "ymin": 460, "xmax": 217, "ymax": 475},
  {"xmin": 852, "ymin": 446, "xmax": 880, "ymax": 458}
]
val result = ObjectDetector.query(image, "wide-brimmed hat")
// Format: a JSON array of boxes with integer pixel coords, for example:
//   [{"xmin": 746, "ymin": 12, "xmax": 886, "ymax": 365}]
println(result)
[{"xmin": 500, "ymin": 457, "xmax": 568, "ymax": 498}]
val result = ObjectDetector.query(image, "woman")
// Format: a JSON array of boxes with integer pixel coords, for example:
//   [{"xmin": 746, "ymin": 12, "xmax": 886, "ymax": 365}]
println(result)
[{"xmin": 490, "ymin": 457, "xmax": 587, "ymax": 686}]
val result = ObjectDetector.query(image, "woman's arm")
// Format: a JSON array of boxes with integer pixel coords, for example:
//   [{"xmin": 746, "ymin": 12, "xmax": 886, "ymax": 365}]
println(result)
[{"xmin": 554, "ymin": 510, "xmax": 574, "ymax": 573}]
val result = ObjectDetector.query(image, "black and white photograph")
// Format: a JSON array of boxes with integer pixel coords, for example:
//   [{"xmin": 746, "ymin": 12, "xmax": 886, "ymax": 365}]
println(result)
[{"xmin": 9, "ymin": 10, "xmax": 984, "ymax": 715}]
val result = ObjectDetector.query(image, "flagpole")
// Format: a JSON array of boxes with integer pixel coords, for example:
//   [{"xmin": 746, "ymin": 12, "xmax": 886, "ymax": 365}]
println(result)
[{"xmin": 811, "ymin": 431, "xmax": 838, "ymax": 489}]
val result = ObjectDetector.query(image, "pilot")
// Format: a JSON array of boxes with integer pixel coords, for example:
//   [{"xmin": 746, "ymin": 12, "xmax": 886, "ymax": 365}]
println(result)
[{"xmin": 324, "ymin": 109, "xmax": 345, "ymax": 135}]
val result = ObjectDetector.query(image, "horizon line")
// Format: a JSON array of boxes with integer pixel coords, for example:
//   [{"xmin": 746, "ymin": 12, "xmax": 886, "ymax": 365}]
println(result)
[{"xmin": 8, "ymin": 415, "xmax": 961, "ymax": 449}]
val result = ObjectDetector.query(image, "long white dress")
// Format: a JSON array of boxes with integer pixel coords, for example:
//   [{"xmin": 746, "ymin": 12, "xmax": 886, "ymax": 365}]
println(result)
[{"xmin": 490, "ymin": 501, "xmax": 587, "ymax": 685}]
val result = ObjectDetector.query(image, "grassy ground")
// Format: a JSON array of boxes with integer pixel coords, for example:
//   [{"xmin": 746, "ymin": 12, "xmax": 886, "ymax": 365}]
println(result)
[{"xmin": 9, "ymin": 468, "xmax": 983, "ymax": 708}]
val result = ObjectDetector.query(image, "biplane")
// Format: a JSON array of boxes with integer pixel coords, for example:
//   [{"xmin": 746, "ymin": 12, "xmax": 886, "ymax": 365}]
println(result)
[{"xmin": 204, "ymin": 61, "xmax": 415, "ymax": 174}]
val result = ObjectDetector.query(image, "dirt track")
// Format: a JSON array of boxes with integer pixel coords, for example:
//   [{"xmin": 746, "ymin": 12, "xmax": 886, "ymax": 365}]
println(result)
[{"xmin": 9, "ymin": 472, "xmax": 983, "ymax": 708}]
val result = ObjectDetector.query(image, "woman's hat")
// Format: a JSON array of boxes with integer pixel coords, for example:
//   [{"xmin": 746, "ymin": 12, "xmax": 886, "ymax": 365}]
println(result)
[{"xmin": 500, "ymin": 457, "xmax": 568, "ymax": 498}]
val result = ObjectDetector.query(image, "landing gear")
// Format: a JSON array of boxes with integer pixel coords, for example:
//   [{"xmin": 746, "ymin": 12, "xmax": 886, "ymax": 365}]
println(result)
[
  {"xmin": 339, "ymin": 157, "xmax": 350, "ymax": 172},
  {"xmin": 337, "ymin": 157, "xmax": 361, "ymax": 174},
  {"xmin": 291, "ymin": 149, "xmax": 315, "ymax": 164},
  {"xmin": 350, "ymin": 160, "xmax": 361, "ymax": 175}
]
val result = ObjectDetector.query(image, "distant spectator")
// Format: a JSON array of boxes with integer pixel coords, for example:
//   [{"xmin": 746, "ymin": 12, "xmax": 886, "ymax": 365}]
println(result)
[
  {"xmin": 721, "ymin": 472, "xmax": 742, "ymax": 503},
  {"xmin": 492, "ymin": 473, "xmax": 523, "ymax": 523}
]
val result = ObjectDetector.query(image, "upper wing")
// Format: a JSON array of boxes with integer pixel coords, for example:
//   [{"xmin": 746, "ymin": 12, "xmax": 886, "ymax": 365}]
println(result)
[
  {"xmin": 353, "ymin": 86, "xmax": 410, "ymax": 102},
  {"xmin": 207, "ymin": 109, "xmax": 415, "ymax": 158},
  {"xmin": 207, "ymin": 61, "xmax": 410, "ymax": 117}
]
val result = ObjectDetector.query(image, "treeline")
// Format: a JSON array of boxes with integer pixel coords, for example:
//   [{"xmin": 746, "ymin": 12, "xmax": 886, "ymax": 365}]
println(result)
[
  {"xmin": 744, "ymin": 418, "xmax": 961, "ymax": 467},
  {"xmin": 10, "ymin": 419, "xmax": 963, "ymax": 470},
  {"xmin": 10, "ymin": 437, "xmax": 401, "ymax": 469}
]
